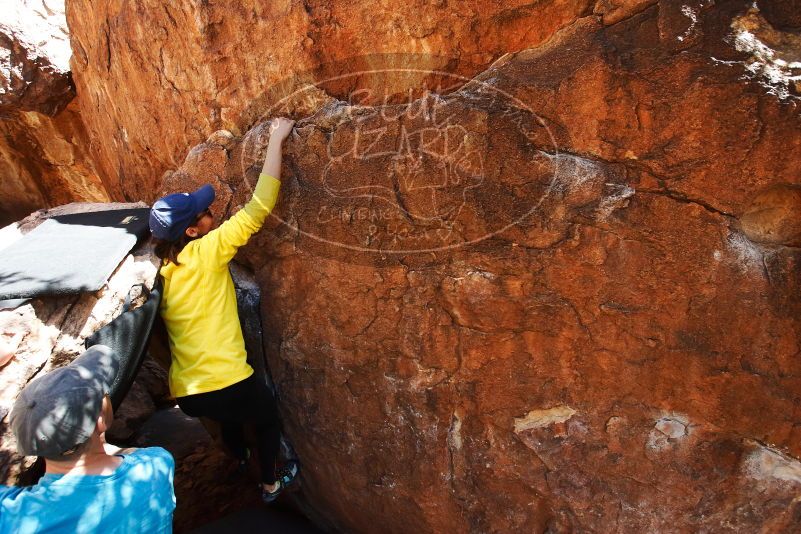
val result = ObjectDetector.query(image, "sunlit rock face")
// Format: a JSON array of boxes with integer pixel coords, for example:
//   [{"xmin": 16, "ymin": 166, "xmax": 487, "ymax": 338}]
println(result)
[
  {"xmin": 0, "ymin": 0, "xmax": 73, "ymax": 114},
  {"xmin": 0, "ymin": 1, "xmax": 109, "ymax": 227},
  {"xmin": 64, "ymin": 0, "xmax": 600, "ymax": 204},
  {"xmin": 155, "ymin": 2, "xmax": 801, "ymax": 531}
]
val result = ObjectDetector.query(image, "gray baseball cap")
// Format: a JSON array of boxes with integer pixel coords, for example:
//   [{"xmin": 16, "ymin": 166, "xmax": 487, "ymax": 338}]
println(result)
[{"xmin": 10, "ymin": 345, "xmax": 119, "ymax": 458}]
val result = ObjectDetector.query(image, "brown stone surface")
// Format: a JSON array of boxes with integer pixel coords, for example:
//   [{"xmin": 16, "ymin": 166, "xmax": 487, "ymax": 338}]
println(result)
[
  {"xmin": 0, "ymin": 1, "xmax": 110, "ymax": 227},
  {"xmin": 741, "ymin": 184, "xmax": 801, "ymax": 247},
  {"xmin": 593, "ymin": 0, "xmax": 657, "ymax": 26},
  {"xmin": 0, "ymin": 1, "xmax": 73, "ymax": 115},
  {"xmin": 731, "ymin": 8, "xmax": 801, "ymax": 99},
  {"xmin": 0, "ymin": 98, "xmax": 112, "ymax": 227},
  {"xmin": 153, "ymin": 2, "xmax": 801, "ymax": 532}
]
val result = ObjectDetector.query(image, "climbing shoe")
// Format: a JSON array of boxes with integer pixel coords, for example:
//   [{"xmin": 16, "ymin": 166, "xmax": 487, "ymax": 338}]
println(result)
[
  {"xmin": 277, "ymin": 459, "xmax": 300, "ymax": 489},
  {"xmin": 261, "ymin": 460, "xmax": 300, "ymax": 504}
]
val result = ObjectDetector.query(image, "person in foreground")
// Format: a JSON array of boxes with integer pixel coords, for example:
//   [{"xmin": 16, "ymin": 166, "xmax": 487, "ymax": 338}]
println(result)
[
  {"xmin": 0, "ymin": 345, "xmax": 176, "ymax": 533},
  {"xmin": 149, "ymin": 117, "xmax": 298, "ymax": 504}
]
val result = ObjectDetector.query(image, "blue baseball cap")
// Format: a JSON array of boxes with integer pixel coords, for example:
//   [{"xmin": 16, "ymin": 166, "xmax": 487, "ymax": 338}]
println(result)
[{"xmin": 149, "ymin": 184, "xmax": 215, "ymax": 241}]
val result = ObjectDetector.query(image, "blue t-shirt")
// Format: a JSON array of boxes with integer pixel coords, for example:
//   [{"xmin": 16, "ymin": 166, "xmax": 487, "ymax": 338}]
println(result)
[{"xmin": 0, "ymin": 447, "xmax": 175, "ymax": 534}]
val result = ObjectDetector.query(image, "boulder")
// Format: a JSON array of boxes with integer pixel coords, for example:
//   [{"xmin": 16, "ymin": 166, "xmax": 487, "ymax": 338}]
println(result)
[
  {"xmin": 741, "ymin": 184, "xmax": 801, "ymax": 247},
  {"xmin": 0, "ymin": 1, "xmax": 110, "ymax": 227},
  {"xmin": 757, "ymin": 0, "xmax": 801, "ymax": 31},
  {"xmin": 731, "ymin": 7, "xmax": 801, "ymax": 99},
  {"xmin": 156, "ymin": 2, "xmax": 801, "ymax": 532}
]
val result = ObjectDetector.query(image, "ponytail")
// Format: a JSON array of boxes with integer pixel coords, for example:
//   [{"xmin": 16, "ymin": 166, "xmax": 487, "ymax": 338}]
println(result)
[{"xmin": 153, "ymin": 235, "xmax": 192, "ymax": 265}]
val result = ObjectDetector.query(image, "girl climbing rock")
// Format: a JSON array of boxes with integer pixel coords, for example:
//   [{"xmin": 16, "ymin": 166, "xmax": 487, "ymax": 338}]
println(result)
[{"xmin": 149, "ymin": 117, "xmax": 297, "ymax": 504}]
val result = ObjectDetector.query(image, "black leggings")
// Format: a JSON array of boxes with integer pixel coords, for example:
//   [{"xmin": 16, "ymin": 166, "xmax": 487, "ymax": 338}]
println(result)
[{"xmin": 177, "ymin": 373, "xmax": 281, "ymax": 484}]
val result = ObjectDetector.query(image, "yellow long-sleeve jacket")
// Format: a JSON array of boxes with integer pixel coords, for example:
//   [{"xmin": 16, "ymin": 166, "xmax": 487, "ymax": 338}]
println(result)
[{"xmin": 159, "ymin": 174, "xmax": 280, "ymax": 398}]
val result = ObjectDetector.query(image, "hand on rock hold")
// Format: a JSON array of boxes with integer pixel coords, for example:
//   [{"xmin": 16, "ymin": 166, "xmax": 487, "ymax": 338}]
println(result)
[
  {"xmin": 269, "ymin": 117, "xmax": 295, "ymax": 143},
  {"xmin": 262, "ymin": 117, "xmax": 295, "ymax": 180}
]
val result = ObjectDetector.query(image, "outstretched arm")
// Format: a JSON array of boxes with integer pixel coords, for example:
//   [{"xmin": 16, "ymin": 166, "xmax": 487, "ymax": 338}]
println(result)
[
  {"xmin": 243, "ymin": 117, "xmax": 294, "ymax": 222},
  {"xmin": 261, "ymin": 117, "xmax": 294, "ymax": 180},
  {"xmin": 199, "ymin": 117, "xmax": 295, "ymax": 267}
]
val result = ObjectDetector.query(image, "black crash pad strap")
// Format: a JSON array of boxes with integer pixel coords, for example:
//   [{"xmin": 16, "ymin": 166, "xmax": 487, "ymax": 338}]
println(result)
[{"xmin": 85, "ymin": 277, "xmax": 162, "ymax": 410}]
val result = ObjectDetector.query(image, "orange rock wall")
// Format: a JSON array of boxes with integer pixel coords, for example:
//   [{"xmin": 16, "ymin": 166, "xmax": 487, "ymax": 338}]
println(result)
[
  {"xmin": 0, "ymin": 99, "xmax": 110, "ymax": 226},
  {"xmin": 0, "ymin": 1, "xmax": 109, "ymax": 226},
  {"xmin": 153, "ymin": 2, "xmax": 801, "ymax": 531},
  {"xmin": 65, "ymin": 0, "xmax": 598, "ymax": 203}
]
